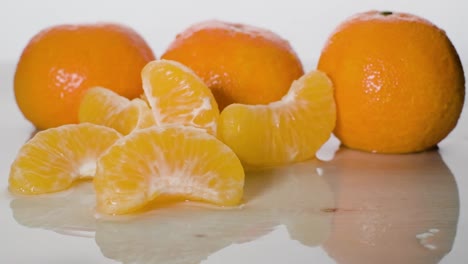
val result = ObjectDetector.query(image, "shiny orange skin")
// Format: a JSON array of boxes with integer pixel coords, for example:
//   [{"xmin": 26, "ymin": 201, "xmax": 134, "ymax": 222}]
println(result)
[
  {"xmin": 14, "ymin": 23, "xmax": 155, "ymax": 130},
  {"xmin": 318, "ymin": 11, "xmax": 465, "ymax": 153},
  {"xmin": 162, "ymin": 20, "xmax": 304, "ymax": 110}
]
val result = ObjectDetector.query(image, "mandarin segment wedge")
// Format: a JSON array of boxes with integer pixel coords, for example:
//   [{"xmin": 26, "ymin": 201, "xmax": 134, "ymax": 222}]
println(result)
[
  {"xmin": 111, "ymin": 98, "xmax": 155, "ymax": 135},
  {"xmin": 141, "ymin": 60, "xmax": 219, "ymax": 135},
  {"xmin": 94, "ymin": 126, "xmax": 245, "ymax": 215},
  {"xmin": 79, "ymin": 87, "xmax": 129, "ymax": 126},
  {"xmin": 218, "ymin": 70, "xmax": 336, "ymax": 168},
  {"xmin": 79, "ymin": 87, "xmax": 155, "ymax": 135},
  {"xmin": 9, "ymin": 123, "xmax": 122, "ymax": 195}
]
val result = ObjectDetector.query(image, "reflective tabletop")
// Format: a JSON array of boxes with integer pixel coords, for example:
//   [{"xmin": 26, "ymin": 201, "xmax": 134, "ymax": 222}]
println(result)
[{"xmin": 1, "ymin": 62, "xmax": 467, "ymax": 264}]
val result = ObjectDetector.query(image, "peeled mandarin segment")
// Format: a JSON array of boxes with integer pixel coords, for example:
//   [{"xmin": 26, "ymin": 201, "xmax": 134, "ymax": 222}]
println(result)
[
  {"xmin": 94, "ymin": 126, "xmax": 244, "ymax": 215},
  {"xmin": 141, "ymin": 59, "xmax": 219, "ymax": 135},
  {"xmin": 110, "ymin": 98, "xmax": 156, "ymax": 135},
  {"xmin": 9, "ymin": 123, "xmax": 122, "ymax": 195},
  {"xmin": 79, "ymin": 87, "xmax": 130, "ymax": 127},
  {"xmin": 219, "ymin": 71, "xmax": 336, "ymax": 168},
  {"xmin": 79, "ymin": 87, "xmax": 155, "ymax": 135}
]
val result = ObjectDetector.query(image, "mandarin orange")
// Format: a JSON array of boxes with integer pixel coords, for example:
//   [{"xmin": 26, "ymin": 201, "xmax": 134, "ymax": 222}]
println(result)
[
  {"xmin": 15, "ymin": 23, "xmax": 155, "ymax": 129},
  {"xmin": 162, "ymin": 20, "xmax": 304, "ymax": 110},
  {"xmin": 317, "ymin": 11, "xmax": 465, "ymax": 153}
]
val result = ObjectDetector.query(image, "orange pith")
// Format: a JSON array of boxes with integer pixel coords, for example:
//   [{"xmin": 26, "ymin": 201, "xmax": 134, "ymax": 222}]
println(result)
[
  {"xmin": 79, "ymin": 87, "xmax": 155, "ymax": 135},
  {"xmin": 14, "ymin": 23, "xmax": 155, "ymax": 129},
  {"xmin": 94, "ymin": 126, "xmax": 245, "ymax": 215},
  {"xmin": 317, "ymin": 10, "xmax": 465, "ymax": 153},
  {"xmin": 142, "ymin": 59, "xmax": 219, "ymax": 135},
  {"xmin": 162, "ymin": 20, "xmax": 304, "ymax": 110},
  {"xmin": 219, "ymin": 70, "xmax": 336, "ymax": 168},
  {"xmin": 9, "ymin": 123, "xmax": 122, "ymax": 195}
]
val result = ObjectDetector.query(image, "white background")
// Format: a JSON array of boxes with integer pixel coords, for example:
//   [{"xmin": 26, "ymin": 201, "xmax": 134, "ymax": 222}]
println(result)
[{"xmin": 1, "ymin": 0, "xmax": 467, "ymax": 69}]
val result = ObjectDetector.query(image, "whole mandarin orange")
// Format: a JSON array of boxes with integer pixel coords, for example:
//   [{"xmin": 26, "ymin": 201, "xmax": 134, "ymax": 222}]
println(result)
[
  {"xmin": 318, "ymin": 11, "xmax": 465, "ymax": 153},
  {"xmin": 161, "ymin": 20, "xmax": 304, "ymax": 110},
  {"xmin": 14, "ymin": 23, "xmax": 155, "ymax": 130}
]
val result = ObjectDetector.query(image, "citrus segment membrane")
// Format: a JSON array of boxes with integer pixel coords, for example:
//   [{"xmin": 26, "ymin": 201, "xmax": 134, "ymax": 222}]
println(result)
[
  {"xmin": 94, "ymin": 126, "xmax": 244, "ymax": 215},
  {"xmin": 79, "ymin": 87, "xmax": 155, "ymax": 135},
  {"xmin": 219, "ymin": 71, "xmax": 336, "ymax": 168},
  {"xmin": 141, "ymin": 60, "xmax": 219, "ymax": 135},
  {"xmin": 9, "ymin": 123, "xmax": 122, "ymax": 194}
]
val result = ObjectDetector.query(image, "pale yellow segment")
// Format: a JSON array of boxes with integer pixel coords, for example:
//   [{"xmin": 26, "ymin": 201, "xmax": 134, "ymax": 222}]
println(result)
[
  {"xmin": 79, "ymin": 87, "xmax": 130, "ymax": 126},
  {"xmin": 79, "ymin": 87, "xmax": 155, "ymax": 135},
  {"xmin": 9, "ymin": 123, "xmax": 122, "ymax": 195},
  {"xmin": 94, "ymin": 126, "xmax": 244, "ymax": 215},
  {"xmin": 141, "ymin": 59, "xmax": 219, "ymax": 135},
  {"xmin": 219, "ymin": 70, "xmax": 336, "ymax": 168},
  {"xmin": 110, "ymin": 98, "xmax": 156, "ymax": 135}
]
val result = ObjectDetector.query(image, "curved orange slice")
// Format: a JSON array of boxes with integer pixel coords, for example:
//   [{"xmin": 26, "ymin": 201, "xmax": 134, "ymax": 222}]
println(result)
[
  {"xmin": 94, "ymin": 126, "xmax": 244, "ymax": 215},
  {"xmin": 141, "ymin": 60, "xmax": 219, "ymax": 135},
  {"xmin": 9, "ymin": 123, "xmax": 122, "ymax": 194},
  {"xmin": 218, "ymin": 70, "xmax": 336, "ymax": 168},
  {"xmin": 79, "ymin": 87, "xmax": 155, "ymax": 135},
  {"xmin": 111, "ymin": 98, "xmax": 155, "ymax": 135}
]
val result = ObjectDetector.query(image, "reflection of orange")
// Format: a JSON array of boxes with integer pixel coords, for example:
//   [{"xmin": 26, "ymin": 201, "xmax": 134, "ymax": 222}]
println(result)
[
  {"xmin": 318, "ymin": 11, "xmax": 465, "ymax": 153},
  {"xmin": 15, "ymin": 23, "xmax": 155, "ymax": 130},
  {"xmin": 162, "ymin": 20, "xmax": 304, "ymax": 110},
  {"xmin": 322, "ymin": 149, "xmax": 459, "ymax": 264}
]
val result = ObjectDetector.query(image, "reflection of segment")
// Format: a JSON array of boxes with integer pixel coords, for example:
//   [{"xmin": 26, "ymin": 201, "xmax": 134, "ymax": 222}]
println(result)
[
  {"xmin": 9, "ymin": 160, "xmax": 334, "ymax": 263},
  {"xmin": 322, "ymin": 149, "xmax": 459, "ymax": 264},
  {"xmin": 244, "ymin": 161, "xmax": 335, "ymax": 246},
  {"xmin": 95, "ymin": 160, "xmax": 334, "ymax": 264},
  {"xmin": 10, "ymin": 182, "xmax": 96, "ymax": 237}
]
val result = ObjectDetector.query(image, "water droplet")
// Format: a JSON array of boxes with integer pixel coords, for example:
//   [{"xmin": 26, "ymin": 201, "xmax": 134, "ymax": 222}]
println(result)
[{"xmin": 416, "ymin": 228, "xmax": 440, "ymax": 250}]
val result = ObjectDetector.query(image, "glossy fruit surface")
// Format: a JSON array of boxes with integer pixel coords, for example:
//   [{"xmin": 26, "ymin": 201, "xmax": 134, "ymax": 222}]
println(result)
[
  {"xmin": 15, "ymin": 23, "xmax": 155, "ymax": 129},
  {"xmin": 318, "ymin": 11, "xmax": 465, "ymax": 153},
  {"xmin": 162, "ymin": 20, "xmax": 304, "ymax": 110}
]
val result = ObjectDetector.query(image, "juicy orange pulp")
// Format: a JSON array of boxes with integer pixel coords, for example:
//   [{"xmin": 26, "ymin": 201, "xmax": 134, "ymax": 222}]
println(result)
[
  {"xmin": 219, "ymin": 70, "xmax": 336, "ymax": 168},
  {"xmin": 142, "ymin": 60, "xmax": 219, "ymax": 135},
  {"xmin": 9, "ymin": 123, "xmax": 122, "ymax": 194},
  {"xmin": 94, "ymin": 126, "xmax": 245, "ymax": 215},
  {"xmin": 79, "ymin": 87, "xmax": 155, "ymax": 135}
]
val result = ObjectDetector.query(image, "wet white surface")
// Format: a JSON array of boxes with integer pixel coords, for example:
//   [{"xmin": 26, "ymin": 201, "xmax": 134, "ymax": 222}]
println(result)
[{"xmin": 1, "ymin": 55, "xmax": 467, "ymax": 264}]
